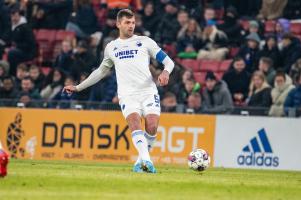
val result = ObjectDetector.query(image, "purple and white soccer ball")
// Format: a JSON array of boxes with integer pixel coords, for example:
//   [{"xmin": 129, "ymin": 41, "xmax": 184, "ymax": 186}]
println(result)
[{"xmin": 188, "ymin": 149, "xmax": 210, "ymax": 171}]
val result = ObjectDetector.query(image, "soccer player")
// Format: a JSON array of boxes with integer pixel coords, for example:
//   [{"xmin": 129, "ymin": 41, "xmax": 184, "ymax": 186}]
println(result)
[{"xmin": 63, "ymin": 9, "xmax": 174, "ymax": 173}]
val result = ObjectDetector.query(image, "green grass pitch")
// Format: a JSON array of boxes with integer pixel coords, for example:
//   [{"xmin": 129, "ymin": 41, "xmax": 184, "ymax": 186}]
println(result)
[{"xmin": 0, "ymin": 160, "xmax": 301, "ymax": 200}]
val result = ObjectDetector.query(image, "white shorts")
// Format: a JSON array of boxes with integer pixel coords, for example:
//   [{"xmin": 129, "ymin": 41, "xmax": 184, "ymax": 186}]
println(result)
[{"xmin": 119, "ymin": 93, "xmax": 161, "ymax": 119}]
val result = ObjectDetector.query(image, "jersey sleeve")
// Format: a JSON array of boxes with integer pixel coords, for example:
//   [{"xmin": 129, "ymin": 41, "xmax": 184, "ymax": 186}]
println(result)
[
  {"xmin": 102, "ymin": 44, "xmax": 114, "ymax": 68},
  {"xmin": 145, "ymin": 37, "xmax": 175, "ymax": 74},
  {"xmin": 145, "ymin": 37, "xmax": 162, "ymax": 60}
]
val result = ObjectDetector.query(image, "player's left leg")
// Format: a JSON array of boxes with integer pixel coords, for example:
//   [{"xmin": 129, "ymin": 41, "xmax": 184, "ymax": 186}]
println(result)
[{"xmin": 145, "ymin": 114, "xmax": 159, "ymax": 151}]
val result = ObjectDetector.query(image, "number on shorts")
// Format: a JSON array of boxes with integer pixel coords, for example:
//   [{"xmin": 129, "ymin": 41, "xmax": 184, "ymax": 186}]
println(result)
[{"xmin": 154, "ymin": 95, "xmax": 160, "ymax": 103}]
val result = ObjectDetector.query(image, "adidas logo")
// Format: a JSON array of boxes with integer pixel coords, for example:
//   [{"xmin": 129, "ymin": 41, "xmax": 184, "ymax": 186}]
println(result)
[{"xmin": 237, "ymin": 128, "xmax": 279, "ymax": 167}]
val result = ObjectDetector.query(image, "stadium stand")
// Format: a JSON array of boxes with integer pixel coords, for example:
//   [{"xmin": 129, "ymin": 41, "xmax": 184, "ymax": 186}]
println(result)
[{"xmin": 0, "ymin": 0, "xmax": 301, "ymax": 117}]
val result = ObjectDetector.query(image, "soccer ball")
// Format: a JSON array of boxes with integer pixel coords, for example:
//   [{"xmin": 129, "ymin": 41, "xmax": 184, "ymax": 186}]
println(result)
[{"xmin": 188, "ymin": 149, "xmax": 210, "ymax": 171}]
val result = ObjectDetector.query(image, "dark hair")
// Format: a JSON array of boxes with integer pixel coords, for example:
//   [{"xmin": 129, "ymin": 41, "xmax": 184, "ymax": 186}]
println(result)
[
  {"xmin": 117, "ymin": 9, "xmax": 134, "ymax": 21},
  {"xmin": 3, "ymin": 76, "xmax": 14, "ymax": 82},
  {"xmin": 282, "ymin": 33, "xmax": 294, "ymax": 40},
  {"xmin": 260, "ymin": 57, "xmax": 273, "ymax": 67},
  {"xmin": 29, "ymin": 65, "xmax": 39, "ymax": 71},
  {"xmin": 233, "ymin": 56, "xmax": 245, "ymax": 63},
  {"xmin": 17, "ymin": 63, "xmax": 28, "ymax": 71},
  {"xmin": 22, "ymin": 76, "xmax": 33, "ymax": 83},
  {"xmin": 275, "ymin": 69, "xmax": 286, "ymax": 80},
  {"xmin": 10, "ymin": 5, "xmax": 21, "ymax": 15},
  {"xmin": 163, "ymin": 92, "xmax": 176, "ymax": 99}
]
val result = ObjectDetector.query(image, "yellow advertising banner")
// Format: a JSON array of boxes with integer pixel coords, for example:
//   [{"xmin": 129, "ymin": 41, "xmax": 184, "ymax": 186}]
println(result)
[{"xmin": 0, "ymin": 108, "xmax": 216, "ymax": 165}]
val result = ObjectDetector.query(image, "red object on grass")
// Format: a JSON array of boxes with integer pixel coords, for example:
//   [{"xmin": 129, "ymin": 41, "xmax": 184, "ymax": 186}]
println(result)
[{"xmin": 0, "ymin": 149, "xmax": 9, "ymax": 177}]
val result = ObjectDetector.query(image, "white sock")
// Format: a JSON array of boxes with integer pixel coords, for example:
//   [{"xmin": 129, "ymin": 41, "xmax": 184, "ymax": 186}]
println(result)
[
  {"xmin": 144, "ymin": 132, "xmax": 157, "ymax": 151},
  {"xmin": 132, "ymin": 130, "xmax": 151, "ymax": 162}
]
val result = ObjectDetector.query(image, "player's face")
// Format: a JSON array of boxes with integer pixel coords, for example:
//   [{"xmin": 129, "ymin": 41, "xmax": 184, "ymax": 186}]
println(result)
[{"xmin": 117, "ymin": 17, "xmax": 135, "ymax": 38}]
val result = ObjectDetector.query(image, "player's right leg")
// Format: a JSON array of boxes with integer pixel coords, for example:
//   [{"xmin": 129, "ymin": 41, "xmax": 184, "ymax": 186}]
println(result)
[{"xmin": 119, "ymin": 96, "xmax": 153, "ymax": 173}]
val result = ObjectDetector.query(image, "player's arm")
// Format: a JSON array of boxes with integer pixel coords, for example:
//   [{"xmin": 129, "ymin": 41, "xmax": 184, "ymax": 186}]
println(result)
[
  {"xmin": 63, "ymin": 46, "xmax": 113, "ymax": 94},
  {"xmin": 146, "ymin": 37, "xmax": 175, "ymax": 86}
]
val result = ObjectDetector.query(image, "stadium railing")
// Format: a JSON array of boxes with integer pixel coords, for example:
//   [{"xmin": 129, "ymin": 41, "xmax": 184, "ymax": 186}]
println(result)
[{"xmin": 0, "ymin": 99, "xmax": 299, "ymax": 118}]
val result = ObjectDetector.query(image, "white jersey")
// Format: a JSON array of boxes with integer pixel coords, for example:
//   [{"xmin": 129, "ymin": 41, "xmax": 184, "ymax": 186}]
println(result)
[{"xmin": 103, "ymin": 35, "xmax": 161, "ymax": 98}]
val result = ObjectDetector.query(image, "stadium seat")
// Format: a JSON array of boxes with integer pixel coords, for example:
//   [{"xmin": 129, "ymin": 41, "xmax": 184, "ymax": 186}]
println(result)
[
  {"xmin": 193, "ymin": 72, "xmax": 206, "ymax": 84},
  {"xmin": 290, "ymin": 23, "xmax": 301, "ymax": 35},
  {"xmin": 264, "ymin": 20, "xmax": 276, "ymax": 34},
  {"xmin": 180, "ymin": 59, "xmax": 200, "ymax": 72},
  {"xmin": 35, "ymin": 29, "xmax": 56, "ymax": 62},
  {"xmin": 199, "ymin": 60, "xmax": 220, "ymax": 72},
  {"xmin": 53, "ymin": 30, "xmax": 76, "ymax": 59},
  {"xmin": 215, "ymin": 72, "xmax": 224, "ymax": 80},
  {"xmin": 219, "ymin": 59, "xmax": 233, "ymax": 72},
  {"xmin": 229, "ymin": 47, "xmax": 240, "ymax": 58},
  {"xmin": 163, "ymin": 44, "xmax": 177, "ymax": 58}
]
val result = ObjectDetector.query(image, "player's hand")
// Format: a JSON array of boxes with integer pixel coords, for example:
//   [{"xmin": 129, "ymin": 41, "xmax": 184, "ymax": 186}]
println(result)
[
  {"xmin": 158, "ymin": 70, "xmax": 170, "ymax": 86},
  {"xmin": 62, "ymin": 85, "xmax": 77, "ymax": 95}
]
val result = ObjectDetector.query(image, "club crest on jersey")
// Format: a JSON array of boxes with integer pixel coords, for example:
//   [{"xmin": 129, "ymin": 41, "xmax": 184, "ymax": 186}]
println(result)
[
  {"xmin": 115, "ymin": 49, "xmax": 138, "ymax": 59},
  {"xmin": 136, "ymin": 41, "xmax": 142, "ymax": 47}
]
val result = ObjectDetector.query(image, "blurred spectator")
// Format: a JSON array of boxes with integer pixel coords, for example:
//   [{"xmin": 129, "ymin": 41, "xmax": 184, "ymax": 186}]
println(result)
[
  {"xmin": 72, "ymin": 40, "xmax": 97, "ymax": 80},
  {"xmin": 31, "ymin": 6, "xmax": 48, "ymax": 29},
  {"xmin": 201, "ymin": 6, "xmax": 216, "ymax": 28},
  {"xmin": 134, "ymin": 13, "xmax": 149, "ymax": 36},
  {"xmin": 8, "ymin": 8, "xmax": 36, "ymax": 76},
  {"xmin": 259, "ymin": 35, "xmax": 281, "ymax": 69},
  {"xmin": 76, "ymin": 72, "xmax": 91, "ymax": 102},
  {"xmin": 186, "ymin": 92, "xmax": 203, "ymax": 113},
  {"xmin": 54, "ymin": 39, "xmax": 74, "ymax": 74},
  {"xmin": 177, "ymin": 19, "xmax": 202, "ymax": 59},
  {"xmin": 89, "ymin": 70, "xmax": 117, "ymax": 103},
  {"xmin": 52, "ymin": 76, "xmax": 75, "ymax": 108},
  {"xmin": 247, "ymin": 71, "xmax": 272, "ymax": 108},
  {"xmin": 155, "ymin": 1, "xmax": 180, "ymax": 44},
  {"xmin": 29, "ymin": 65, "xmax": 45, "ymax": 92},
  {"xmin": 275, "ymin": 18, "xmax": 290, "ymax": 43},
  {"xmin": 0, "ymin": 76, "xmax": 18, "ymax": 106},
  {"xmin": 0, "ymin": 61, "xmax": 9, "ymax": 86},
  {"xmin": 228, "ymin": 0, "xmax": 261, "ymax": 17},
  {"xmin": 217, "ymin": 6, "xmax": 242, "ymax": 46},
  {"xmin": 258, "ymin": 57, "xmax": 276, "ymax": 86},
  {"xmin": 284, "ymin": 72, "xmax": 301, "ymax": 116},
  {"xmin": 177, "ymin": 78, "xmax": 200, "ymax": 104},
  {"xmin": 280, "ymin": 33, "xmax": 301, "ymax": 73},
  {"xmin": 222, "ymin": 57, "xmax": 251, "ymax": 105},
  {"xmin": 101, "ymin": 0, "xmax": 142, "ymax": 11},
  {"xmin": 98, "ymin": 9, "xmax": 118, "ymax": 52},
  {"xmin": 15, "ymin": 63, "xmax": 28, "ymax": 90},
  {"xmin": 246, "ymin": 21, "xmax": 263, "ymax": 38},
  {"xmin": 142, "ymin": 1, "xmax": 160, "ymax": 37},
  {"xmin": 177, "ymin": 9, "xmax": 189, "ymax": 28},
  {"xmin": 283, "ymin": 0, "xmax": 301, "ymax": 19},
  {"xmin": 197, "ymin": 20, "xmax": 228, "ymax": 61},
  {"xmin": 172, "ymin": 68, "xmax": 192, "ymax": 97},
  {"xmin": 40, "ymin": 68, "xmax": 65, "ymax": 100},
  {"xmin": 0, "ymin": 1, "xmax": 11, "ymax": 59},
  {"xmin": 161, "ymin": 92, "xmax": 178, "ymax": 112},
  {"xmin": 257, "ymin": 0, "xmax": 288, "ymax": 20},
  {"xmin": 30, "ymin": 0, "xmax": 73, "ymax": 29},
  {"xmin": 290, "ymin": 58, "xmax": 301, "ymax": 85},
  {"xmin": 238, "ymin": 32, "xmax": 261, "ymax": 73},
  {"xmin": 202, "ymin": 71, "xmax": 233, "ymax": 114},
  {"xmin": 66, "ymin": 0, "xmax": 98, "ymax": 39},
  {"xmin": 16, "ymin": 76, "xmax": 41, "ymax": 107},
  {"xmin": 269, "ymin": 70, "xmax": 294, "ymax": 117}
]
